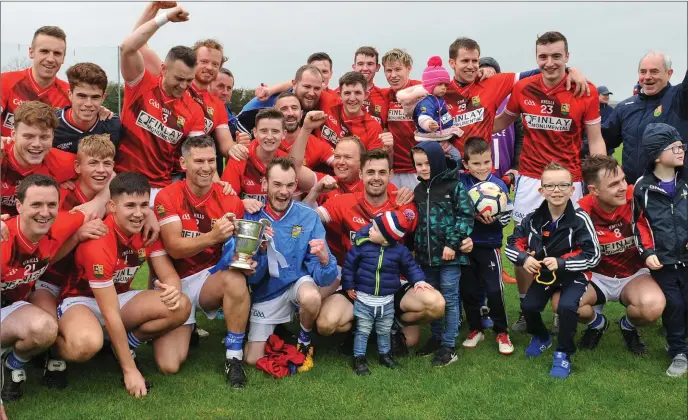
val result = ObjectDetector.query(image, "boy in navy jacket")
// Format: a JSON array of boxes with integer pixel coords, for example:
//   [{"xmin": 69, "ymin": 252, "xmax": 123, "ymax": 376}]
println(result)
[{"xmin": 342, "ymin": 211, "xmax": 430, "ymax": 375}]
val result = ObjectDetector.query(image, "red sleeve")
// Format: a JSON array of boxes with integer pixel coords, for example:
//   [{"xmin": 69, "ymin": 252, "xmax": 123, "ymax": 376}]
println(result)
[
  {"xmin": 187, "ymin": 101, "xmax": 206, "ymax": 135},
  {"xmin": 492, "ymin": 73, "xmax": 517, "ymax": 105},
  {"xmin": 46, "ymin": 149, "xmax": 77, "ymax": 182},
  {"xmin": 312, "ymin": 135, "xmax": 334, "ymax": 165},
  {"xmin": 505, "ymin": 81, "xmax": 524, "ymax": 115},
  {"xmin": 221, "ymin": 159, "xmax": 245, "ymax": 194},
  {"xmin": 124, "ymin": 69, "xmax": 156, "ymax": 100},
  {"xmin": 213, "ymin": 97, "xmax": 229, "ymax": 129},
  {"xmin": 49, "ymin": 211, "xmax": 85, "ymax": 246},
  {"xmin": 223, "ymin": 194, "xmax": 245, "ymax": 219},
  {"xmin": 153, "ymin": 186, "xmax": 180, "ymax": 225},
  {"xmin": 0, "ymin": 71, "xmax": 11, "ymax": 113},
  {"xmin": 147, "ymin": 238, "xmax": 166, "ymax": 258},
  {"xmin": 75, "ymin": 234, "xmax": 116, "ymax": 287},
  {"xmin": 363, "ymin": 121, "xmax": 383, "ymax": 150},
  {"xmin": 584, "ymin": 84, "xmax": 602, "ymax": 124},
  {"xmin": 319, "ymin": 194, "xmax": 344, "ymax": 225}
]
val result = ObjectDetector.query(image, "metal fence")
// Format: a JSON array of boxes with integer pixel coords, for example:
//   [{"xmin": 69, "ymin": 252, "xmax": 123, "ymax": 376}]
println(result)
[{"xmin": 1, "ymin": 43, "xmax": 122, "ymax": 114}]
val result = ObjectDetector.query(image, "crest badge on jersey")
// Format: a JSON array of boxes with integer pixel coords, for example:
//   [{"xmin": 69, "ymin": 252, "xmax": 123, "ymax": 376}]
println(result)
[
  {"xmin": 156, "ymin": 204, "xmax": 166, "ymax": 217},
  {"xmin": 561, "ymin": 103, "xmax": 570, "ymax": 116},
  {"xmin": 291, "ymin": 225, "xmax": 302, "ymax": 238},
  {"xmin": 654, "ymin": 105, "xmax": 662, "ymax": 117},
  {"xmin": 375, "ymin": 105, "xmax": 382, "ymax": 113},
  {"xmin": 177, "ymin": 116, "xmax": 186, "ymax": 128},
  {"xmin": 138, "ymin": 248, "xmax": 146, "ymax": 262},
  {"xmin": 207, "ymin": 107, "xmax": 214, "ymax": 117},
  {"xmin": 472, "ymin": 96, "xmax": 481, "ymax": 106},
  {"xmin": 93, "ymin": 264, "xmax": 104, "ymax": 279}
]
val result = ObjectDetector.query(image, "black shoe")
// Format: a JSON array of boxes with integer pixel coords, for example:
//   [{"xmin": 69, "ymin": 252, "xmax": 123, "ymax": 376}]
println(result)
[
  {"xmin": 578, "ymin": 315, "xmax": 609, "ymax": 350},
  {"xmin": 431, "ymin": 346, "xmax": 458, "ymax": 368},
  {"xmin": 31, "ymin": 351, "xmax": 48, "ymax": 369},
  {"xmin": 390, "ymin": 329, "xmax": 409, "ymax": 357},
  {"xmin": 353, "ymin": 356, "xmax": 370, "ymax": 376},
  {"xmin": 338, "ymin": 332, "xmax": 355, "ymax": 356},
  {"xmin": 378, "ymin": 352, "xmax": 398, "ymax": 369},
  {"xmin": 225, "ymin": 357, "xmax": 247, "ymax": 388},
  {"xmin": 190, "ymin": 324, "xmax": 200, "ymax": 348},
  {"xmin": 41, "ymin": 357, "xmax": 68, "ymax": 389},
  {"xmin": 511, "ymin": 312, "xmax": 528, "ymax": 333},
  {"xmin": 620, "ymin": 321, "xmax": 648, "ymax": 355},
  {"xmin": 416, "ymin": 336, "xmax": 442, "ymax": 357},
  {"xmin": 1, "ymin": 352, "xmax": 26, "ymax": 402}
]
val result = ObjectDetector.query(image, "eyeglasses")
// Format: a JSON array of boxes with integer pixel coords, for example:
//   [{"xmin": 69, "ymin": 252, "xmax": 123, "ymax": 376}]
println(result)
[
  {"xmin": 542, "ymin": 183, "xmax": 573, "ymax": 191},
  {"xmin": 663, "ymin": 144, "xmax": 687, "ymax": 154}
]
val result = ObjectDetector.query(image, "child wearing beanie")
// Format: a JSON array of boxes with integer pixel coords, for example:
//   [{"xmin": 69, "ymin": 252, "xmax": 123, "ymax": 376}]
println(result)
[
  {"xmin": 341, "ymin": 211, "xmax": 431, "ymax": 375},
  {"xmin": 397, "ymin": 56, "xmax": 463, "ymax": 142}
]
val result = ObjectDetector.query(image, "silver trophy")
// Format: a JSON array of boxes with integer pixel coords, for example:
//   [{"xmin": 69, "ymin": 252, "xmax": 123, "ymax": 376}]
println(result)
[{"xmin": 225, "ymin": 213, "xmax": 271, "ymax": 271}]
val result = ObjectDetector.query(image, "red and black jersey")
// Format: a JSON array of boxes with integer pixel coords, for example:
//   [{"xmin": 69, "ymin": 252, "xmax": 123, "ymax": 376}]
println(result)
[
  {"xmin": 279, "ymin": 135, "xmax": 333, "ymax": 169},
  {"xmin": 386, "ymin": 80, "xmax": 422, "ymax": 173},
  {"xmin": 335, "ymin": 84, "xmax": 389, "ymax": 127},
  {"xmin": 222, "ymin": 141, "xmax": 287, "ymax": 203},
  {"xmin": 578, "ymin": 187, "xmax": 643, "ymax": 278},
  {"xmin": 1, "ymin": 68, "xmax": 70, "ymax": 137},
  {"xmin": 154, "ymin": 181, "xmax": 244, "ymax": 279},
  {"xmin": 444, "ymin": 73, "xmax": 516, "ymax": 154},
  {"xmin": 115, "ymin": 70, "xmax": 205, "ymax": 188},
  {"xmin": 505, "ymin": 74, "xmax": 600, "ymax": 182},
  {"xmin": 69, "ymin": 215, "xmax": 164, "ymax": 298},
  {"xmin": 189, "ymin": 82, "xmax": 230, "ymax": 135},
  {"xmin": 317, "ymin": 103, "xmax": 383, "ymax": 151},
  {"xmin": 1, "ymin": 212, "xmax": 84, "ymax": 302},
  {"xmin": 1, "ymin": 142, "xmax": 76, "ymax": 216}
]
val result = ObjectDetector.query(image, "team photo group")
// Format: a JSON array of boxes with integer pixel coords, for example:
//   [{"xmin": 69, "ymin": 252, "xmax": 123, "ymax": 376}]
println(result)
[{"xmin": 0, "ymin": 1, "xmax": 687, "ymax": 418}]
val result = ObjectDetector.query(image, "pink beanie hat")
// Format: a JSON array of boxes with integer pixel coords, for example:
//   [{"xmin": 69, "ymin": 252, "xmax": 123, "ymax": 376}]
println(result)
[{"xmin": 422, "ymin": 56, "xmax": 450, "ymax": 93}]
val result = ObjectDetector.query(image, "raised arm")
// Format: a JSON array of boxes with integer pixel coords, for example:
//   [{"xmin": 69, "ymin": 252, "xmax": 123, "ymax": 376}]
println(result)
[
  {"xmin": 291, "ymin": 111, "xmax": 326, "ymax": 168},
  {"xmin": 120, "ymin": 6, "xmax": 189, "ymax": 83}
]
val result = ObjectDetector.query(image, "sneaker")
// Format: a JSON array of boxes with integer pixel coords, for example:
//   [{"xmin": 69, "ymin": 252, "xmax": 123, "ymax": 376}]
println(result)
[
  {"xmin": 353, "ymin": 356, "xmax": 370, "ymax": 376},
  {"xmin": 390, "ymin": 329, "xmax": 409, "ymax": 357},
  {"xmin": 462, "ymin": 330, "xmax": 485, "ymax": 349},
  {"xmin": 549, "ymin": 351, "xmax": 571, "ymax": 379},
  {"xmin": 496, "ymin": 333, "xmax": 514, "ymax": 355},
  {"xmin": 619, "ymin": 320, "xmax": 648, "ymax": 356},
  {"xmin": 525, "ymin": 335, "xmax": 552, "ymax": 358},
  {"xmin": 296, "ymin": 343, "xmax": 314, "ymax": 373},
  {"xmin": 511, "ymin": 312, "xmax": 527, "ymax": 332},
  {"xmin": 378, "ymin": 352, "xmax": 398, "ymax": 369},
  {"xmin": 579, "ymin": 315, "xmax": 609, "ymax": 350},
  {"xmin": 431, "ymin": 346, "xmax": 458, "ymax": 368},
  {"xmin": 502, "ymin": 270, "xmax": 517, "ymax": 284},
  {"xmin": 666, "ymin": 353, "xmax": 688, "ymax": 377},
  {"xmin": 416, "ymin": 336, "xmax": 441, "ymax": 357},
  {"xmin": 41, "ymin": 357, "xmax": 68, "ymax": 389},
  {"xmin": 1, "ymin": 351, "xmax": 26, "ymax": 402},
  {"xmin": 224, "ymin": 357, "xmax": 247, "ymax": 388},
  {"xmin": 550, "ymin": 313, "xmax": 560, "ymax": 335}
]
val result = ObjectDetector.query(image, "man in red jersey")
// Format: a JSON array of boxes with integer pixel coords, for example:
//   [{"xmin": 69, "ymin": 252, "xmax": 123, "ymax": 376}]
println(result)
[
  {"xmin": 274, "ymin": 92, "xmax": 334, "ymax": 170},
  {"xmin": 572, "ymin": 156, "xmax": 665, "ymax": 355},
  {"xmin": 316, "ymin": 72, "xmax": 389, "ymax": 152},
  {"xmin": 152, "ymin": 135, "xmax": 253, "ymax": 388},
  {"xmin": 115, "ymin": 5, "xmax": 205, "ymax": 204},
  {"xmin": 1, "ymin": 26, "xmax": 70, "ymax": 137},
  {"xmin": 381, "ymin": 49, "xmax": 423, "ymax": 189},
  {"xmin": 1, "ymin": 175, "xmax": 85, "ymax": 402},
  {"xmin": 493, "ymin": 31, "xmax": 606, "ymax": 331},
  {"xmin": 312, "ymin": 149, "xmax": 453, "ymax": 355},
  {"xmin": 445, "ymin": 37, "xmax": 589, "ymax": 154},
  {"xmin": 351, "ymin": 46, "xmax": 389, "ymax": 126},
  {"xmin": 222, "ymin": 109, "xmax": 316, "ymax": 209},
  {"xmin": 56, "ymin": 172, "xmax": 190, "ymax": 398}
]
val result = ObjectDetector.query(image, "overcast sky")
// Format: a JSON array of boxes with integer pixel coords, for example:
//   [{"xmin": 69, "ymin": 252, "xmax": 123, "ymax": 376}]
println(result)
[{"xmin": 2, "ymin": 1, "xmax": 686, "ymax": 101}]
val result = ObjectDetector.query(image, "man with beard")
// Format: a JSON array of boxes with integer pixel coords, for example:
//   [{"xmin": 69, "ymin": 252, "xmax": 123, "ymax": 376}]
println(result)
[
  {"xmin": 115, "ymin": 5, "xmax": 205, "ymax": 204},
  {"xmin": 1, "ymin": 26, "xmax": 70, "ymax": 137},
  {"xmin": 244, "ymin": 157, "xmax": 338, "ymax": 373},
  {"xmin": 602, "ymin": 51, "xmax": 688, "ymax": 184},
  {"xmin": 274, "ymin": 92, "xmax": 334, "ymax": 170}
]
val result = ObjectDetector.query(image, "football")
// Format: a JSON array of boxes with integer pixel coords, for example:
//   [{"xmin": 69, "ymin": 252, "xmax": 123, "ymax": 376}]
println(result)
[{"xmin": 467, "ymin": 181, "xmax": 508, "ymax": 217}]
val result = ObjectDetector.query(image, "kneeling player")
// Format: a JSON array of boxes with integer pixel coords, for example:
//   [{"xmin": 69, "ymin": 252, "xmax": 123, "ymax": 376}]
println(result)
[
  {"xmin": 1, "ymin": 175, "xmax": 86, "ymax": 402},
  {"xmin": 506, "ymin": 162, "xmax": 600, "ymax": 379},
  {"xmin": 55, "ymin": 173, "xmax": 191, "ymax": 397},
  {"xmin": 152, "ymin": 135, "xmax": 251, "ymax": 388},
  {"xmin": 573, "ymin": 156, "xmax": 665, "ymax": 354}
]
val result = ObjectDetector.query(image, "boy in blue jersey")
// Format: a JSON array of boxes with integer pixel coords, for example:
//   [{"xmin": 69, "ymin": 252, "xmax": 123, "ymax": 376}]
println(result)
[
  {"xmin": 244, "ymin": 157, "xmax": 338, "ymax": 373},
  {"xmin": 457, "ymin": 137, "xmax": 514, "ymax": 355}
]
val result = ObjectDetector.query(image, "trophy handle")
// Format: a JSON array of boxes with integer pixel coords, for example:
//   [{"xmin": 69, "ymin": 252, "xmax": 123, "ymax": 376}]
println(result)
[{"xmin": 258, "ymin": 218, "xmax": 271, "ymax": 242}]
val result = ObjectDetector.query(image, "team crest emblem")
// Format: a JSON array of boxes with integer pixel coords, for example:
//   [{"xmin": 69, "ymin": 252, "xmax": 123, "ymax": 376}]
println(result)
[
  {"xmin": 138, "ymin": 248, "xmax": 146, "ymax": 262},
  {"xmin": 420, "ymin": 106, "xmax": 427, "ymax": 113},
  {"xmin": 207, "ymin": 107, "xmax": 214, "ymax": 117},
  {"xmin": 93, "ymin": 264, "xmax": 104, "ymax": 279},
  {"xmin": 291, "ymin": 225, "xmax": 302, "ymax": 238},
  {"xmin": 654, "ymin": 105, "xmax": 662, "ymax": 117},
  {"xmin": 375, "ymin": 105, "xmax": 382, "ymax": 113},
  {"xmin": 561, "ymin": 103, "xmax": 570, "ymax": 116},
  {"xmin": 156, "ymin": 204, "xmax": 166, "ymax": 216},
  {"xmin": 472, "ymin": 96, "xmax": 481, "ymax": 106},
  {"xmin": 402, "ymin": 209, "xmax": 416, "ymax": 222},
  {"xmin": 177, "ymin": 116, "xmax": 186, "ymax": 128}
]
